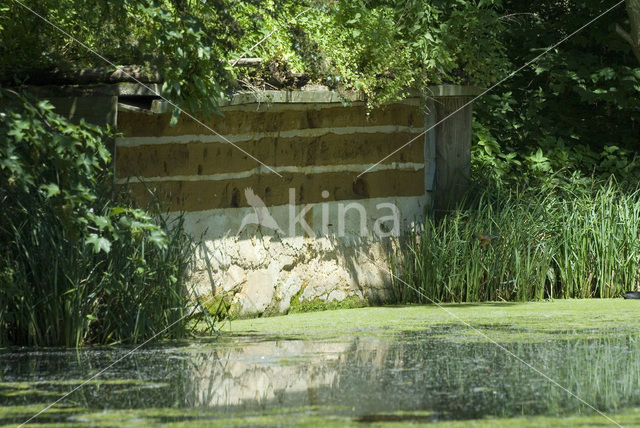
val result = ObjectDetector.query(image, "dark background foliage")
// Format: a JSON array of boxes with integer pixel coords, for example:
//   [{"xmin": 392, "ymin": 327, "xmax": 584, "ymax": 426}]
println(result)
[{"xmin": 473, "ymin": 0, "xmax": 640, "ymax": 182}]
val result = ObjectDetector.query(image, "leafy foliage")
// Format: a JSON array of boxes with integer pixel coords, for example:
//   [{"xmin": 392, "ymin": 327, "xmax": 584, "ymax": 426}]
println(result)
[
  {"xmin": 473, "ymin": 1, "xmax": 640, "ymax": 182},
  {"xmin": 0, "ymin": 0, "xmax": 242, "ymax": 122},
  {"xmin": 1, "ymin": 0, "xmax": 510, "ymax": 112},
  {"xmin": 391, "ymin": 1, "xmax": 640, "ymax": 304},
  {"xmin": 0, "ymin": 91, "xmax": 195, "ymax": 346},
  {"xmin": 233, "ymin": 0, "xmax": 509, "ymax": 105}
]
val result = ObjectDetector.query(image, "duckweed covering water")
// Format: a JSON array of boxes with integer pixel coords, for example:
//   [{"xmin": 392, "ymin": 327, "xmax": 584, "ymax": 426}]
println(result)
[{"xmin": 1, "ymin": 300, "xmax": 639, "ymax": 427}]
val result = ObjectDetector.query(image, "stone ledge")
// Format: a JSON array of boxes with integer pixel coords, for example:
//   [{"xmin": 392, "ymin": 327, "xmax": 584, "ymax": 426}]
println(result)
[
  {"xmin": 20, "ymin": 83, "xmax": 483, "ymax": 113},
  {"xmin": 151, "ymin": 85, "xmax": 484, "ymax": 112},
  {"xmin": 23, "ymin": 82, "xmax": 162, "ymax": 98},
  {"xmin": 424, "ymin": 85, "xmax": 485, "ymax": 97}
]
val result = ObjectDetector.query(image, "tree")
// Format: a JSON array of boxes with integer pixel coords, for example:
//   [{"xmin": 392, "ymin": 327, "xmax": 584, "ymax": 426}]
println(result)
[
  {"xmin": 0, "ymin": 0, "xmax": 246, "ymax": 122},
  {"xmin": 616, "ymin": 0, "xmax": 640, "ymax": 65}
]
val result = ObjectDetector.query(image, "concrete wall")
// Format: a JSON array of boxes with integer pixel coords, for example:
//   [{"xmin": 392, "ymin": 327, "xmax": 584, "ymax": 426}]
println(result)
[{"xmin": 40, "ymin": 85, "xmax": 477, "ymax": 316}]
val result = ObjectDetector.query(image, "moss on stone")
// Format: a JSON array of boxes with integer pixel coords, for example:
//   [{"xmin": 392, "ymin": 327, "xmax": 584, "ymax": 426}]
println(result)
[
  {"xmin": 288, "ymin": 296, "xmax": 367, "ymax": 314},
  {"xmin": 187, "ymin": 293, "xmax": 233, "ymax": 330}
]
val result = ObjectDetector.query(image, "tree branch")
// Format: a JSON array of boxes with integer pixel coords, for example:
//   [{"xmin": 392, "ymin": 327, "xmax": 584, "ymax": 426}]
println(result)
[{"xmin": 616, "ymin": 23, "xmax": 634, "ymax": 46}]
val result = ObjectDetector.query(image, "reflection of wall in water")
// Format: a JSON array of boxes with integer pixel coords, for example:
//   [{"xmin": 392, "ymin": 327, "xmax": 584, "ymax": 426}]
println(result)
[
  {"xmin": 183, "ymin": 332, "xmax": 640, "ymax": 419},
  {"xmin": 186, "ymin": 340, "xmax": 362, "ymax": 410}
]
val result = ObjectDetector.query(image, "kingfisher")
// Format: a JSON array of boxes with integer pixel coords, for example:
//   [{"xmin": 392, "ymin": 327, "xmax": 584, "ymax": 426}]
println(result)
[{"xmin": 476, "ymin": 233, "xmax": 499, "ymax": 248}]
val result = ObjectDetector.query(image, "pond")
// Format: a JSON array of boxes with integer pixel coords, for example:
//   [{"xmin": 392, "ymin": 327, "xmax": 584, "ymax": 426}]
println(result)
[{"xmin": 2, "ymin": 300, "xmax": 640, "ymax": 427}]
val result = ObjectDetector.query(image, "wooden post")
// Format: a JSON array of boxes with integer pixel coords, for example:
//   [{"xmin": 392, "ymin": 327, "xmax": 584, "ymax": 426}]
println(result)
[
  {"xmin": 424, "ymin": 98, "xmax": 436, "ymax": 194},
  {"xmin": 433, "ymin": 95, "xmax": 473, "ymax": 214}
]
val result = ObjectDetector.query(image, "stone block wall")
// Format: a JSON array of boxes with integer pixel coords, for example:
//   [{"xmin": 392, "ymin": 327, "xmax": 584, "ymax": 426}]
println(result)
[{"xmin": 39, "ymin": 85, "xmax": 477, "ymax": 317}]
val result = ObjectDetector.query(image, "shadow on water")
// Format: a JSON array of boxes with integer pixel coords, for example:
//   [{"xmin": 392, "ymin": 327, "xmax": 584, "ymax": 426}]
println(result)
[{"xmin": 1, "ymin": 326, "xmax": 640, "ymax": 425}]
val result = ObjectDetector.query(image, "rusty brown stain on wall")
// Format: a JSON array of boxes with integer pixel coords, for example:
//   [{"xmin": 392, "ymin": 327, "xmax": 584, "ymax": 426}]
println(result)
[
  {"xmin": 123, "ymin": 169, "xmax": 424, "ymax": 212},
  {"xmin": 117, "ymin": 103, "xmax": 424, "ymax": 137},
  {"xmin": 115, "ymin": 132, "xmax": 425, "ymax": 178}
]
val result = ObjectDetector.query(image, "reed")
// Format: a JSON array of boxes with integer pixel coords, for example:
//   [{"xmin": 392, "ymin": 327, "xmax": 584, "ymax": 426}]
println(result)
[
  {"xmin": 0, "ymin": 187, "xmax": 196, "ymax": 346},
  {"xmin": 0, "ymin": 93, "xmax": 197, "ymax": 346},
  {"xmin": 392, "ymin": 175, "xmax": 640, "ymax": 303}
]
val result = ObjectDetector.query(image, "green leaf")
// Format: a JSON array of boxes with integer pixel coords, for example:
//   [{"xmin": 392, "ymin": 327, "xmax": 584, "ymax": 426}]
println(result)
[
  {"xmin": 91, "ymin": 214, "xmax": 111, "ymax": 230},
  {"xmin": 148, "ymin": 229, "xmax": 168, "ymax": 249},
  {"xmin": 170, "ymin": 110, "xmax": 180, "ymax": 127},
  {"xmin": 110, "ymin": 207, "xmax": 128, "ymax": 216},
  {"xmin": 40, "ymin": 183, "xmax": 60, "ymax": 198},
  {"xmin": 86, "ymin": 234, "xmax": 112, "ymax": 254}
]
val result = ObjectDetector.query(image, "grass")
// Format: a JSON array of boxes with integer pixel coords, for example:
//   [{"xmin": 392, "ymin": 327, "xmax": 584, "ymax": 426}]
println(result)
[
  {"xmin": 392, "ymin": 175, "xmax": 640, "ymax": 303},
  {"xmin": 0, "ymin": 193, "xmax": 196, "ymax": 346}
]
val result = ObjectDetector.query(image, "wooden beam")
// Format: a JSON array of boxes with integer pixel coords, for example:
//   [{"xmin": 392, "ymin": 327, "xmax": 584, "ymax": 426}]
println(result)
[{"xmin": 228, "ymin": 58, "xmax": 263, "ymax": 67}]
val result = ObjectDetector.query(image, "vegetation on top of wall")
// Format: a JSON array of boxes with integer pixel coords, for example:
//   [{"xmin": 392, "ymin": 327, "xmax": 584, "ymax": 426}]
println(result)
[
  {"xmin": 0, "ymin": 90, "xmax": 197, "ymax": 346},
  {"xmin": 0, "ymin": 0, "xmax": 509, "ymax": 116},
  {"xmin": 2, "ymin": 1, "xmax": 636, "ymax": 137},
  {"xmin": 230, "ymin": 0, "xmax": 509, "ymax": 106}
]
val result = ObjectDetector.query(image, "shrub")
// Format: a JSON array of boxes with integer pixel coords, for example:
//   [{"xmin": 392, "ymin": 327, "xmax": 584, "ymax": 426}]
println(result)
[{"xmin": 0, "ymin": 90, "xmax": 195, "ymax": 346}]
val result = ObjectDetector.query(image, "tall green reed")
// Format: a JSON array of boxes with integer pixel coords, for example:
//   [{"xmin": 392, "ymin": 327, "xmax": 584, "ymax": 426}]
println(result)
[
  {"xmin": 392, "ymin": 175, "xmax": 640, "ymax": 303},
  {"xmin": 0, "ymin": 92, "xmax": 198, "ymax": 346}
]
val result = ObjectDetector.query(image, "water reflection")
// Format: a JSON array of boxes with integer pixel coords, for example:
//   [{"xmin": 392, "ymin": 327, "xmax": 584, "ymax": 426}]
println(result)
[{"xmin": 1, "ymin": 326, "xmax": 640, "ymax": 425}]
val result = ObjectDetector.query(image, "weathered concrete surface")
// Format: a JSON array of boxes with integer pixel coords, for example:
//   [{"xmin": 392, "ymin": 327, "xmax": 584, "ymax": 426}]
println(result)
[
  {"xmin": 112, "ymin": 93, "xmax": 435, "ymax": 316},
  {"xmin": 46, "ymin": 95, "xmax": 118, "ymax": 128},
  {"xmin": 115, "ymin": 130, "xmax": 425, "ymax": 177},
  {"xmin": 23, "ymin": 83, "xmax": 161, "ymax": 128},
  {"xmin": 111, "ymin": 89, "xmax": 480, "ymax": 316},
  {"xmin": 182, "ymin": 195, "xmax": 427, "ymax": 317},
  {"xmin": 121, "ymin": 169, "xmax": 424, "ymax": 212},
  {"xmin": 434, "ymin": 96, "xmax": 473, "ymax": 213},
  {"xmin": 20, "ymin": 85, "xmax": 475, "ymax": 317}
]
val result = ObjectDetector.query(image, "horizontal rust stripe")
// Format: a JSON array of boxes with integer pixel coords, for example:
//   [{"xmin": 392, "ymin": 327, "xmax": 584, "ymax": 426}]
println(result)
[
  {"xmin": 117, "ymin": 103, "xmax": 424, "ymax": 138},
  {"xmin": 123, "ymin": 169, "xmax": 424, "ymax": 212},
  {"xmin": 115, "ymin": 132, "xmax": 425, "ymax": 178}
]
